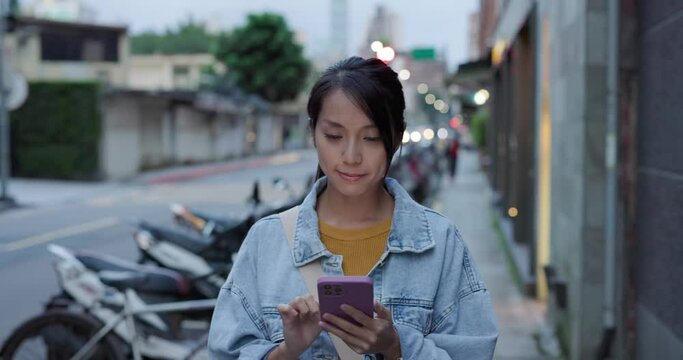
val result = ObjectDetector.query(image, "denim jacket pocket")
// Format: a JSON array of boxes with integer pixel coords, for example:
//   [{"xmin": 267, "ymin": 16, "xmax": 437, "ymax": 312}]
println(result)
[
  {"xmin": 385, "ymin": 298, "xmax": 434, "ymax": 335},
  {"xmin": 262, "ymin": 306, "xmax": 285, "ymax": 342}
]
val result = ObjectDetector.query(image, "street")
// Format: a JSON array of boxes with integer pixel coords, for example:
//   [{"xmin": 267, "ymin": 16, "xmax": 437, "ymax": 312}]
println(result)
[
  {"xmin": 0, "ymin": 150, "xmax": 319, "ymax": 342},
  {"xmin": 0, "ymin": 148, "xmax": 552, "ymax": 358}
]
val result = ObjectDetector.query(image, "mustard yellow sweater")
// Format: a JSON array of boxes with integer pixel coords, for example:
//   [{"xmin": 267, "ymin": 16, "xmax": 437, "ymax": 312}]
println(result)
[{"xmin": 319, "ymin": 217, "xmax": 392, "ymax": 276}]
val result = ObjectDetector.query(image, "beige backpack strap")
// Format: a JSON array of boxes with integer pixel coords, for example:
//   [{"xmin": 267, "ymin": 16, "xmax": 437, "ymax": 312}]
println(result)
[{"xmin": 279, "ymin": 206, "xmax": 363, "ymax": 360}]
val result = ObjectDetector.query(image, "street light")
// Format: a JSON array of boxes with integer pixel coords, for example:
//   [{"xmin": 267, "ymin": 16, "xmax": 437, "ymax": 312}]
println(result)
[
  {"xmin": 425, "ymin": 94, "xmax": 436, "ymax": 105},
  {"xmin": 474, "ymin": 90, "xmax": 488, "ymax": 106},
  {"xmin": 423, "ymin": 128, "xmax": 435, "ymax": 141},
  {"xmin": 417, "ymin": 83, "xmax": 429, "ymax": 94},
  {"xmin": 377, "ymin": 46, "xmax": 395, "ymax": 62},
  {"xmin": 398, "ymin": 69, "xmax": 411, "ymax": 81},
  {"xmin": 402, "ymin": 131, "xmax": 410, "ymax": 144},
  {"xmin": 371, "ymin": 41, "xmax": 384, "ymax": 52},
  {"xmin": 410, "ymin": 131, "xmax": 421, "ymax": 143}
]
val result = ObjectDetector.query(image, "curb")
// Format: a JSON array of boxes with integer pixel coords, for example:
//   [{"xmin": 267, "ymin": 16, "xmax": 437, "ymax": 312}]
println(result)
[
  {"xmin": 492, "ymin": 208, "xmax": 537, "ymax": 296},
  {"xmin": 144, "ymin": 157, "xmax": 271, "ymax": 185},
  {"xmin": 141, "ymin": 150, "xmax": 310, "ymax": 185},
  {"xmin": 0, "ymin": 198, "xmax": 20, "ymax": 214}
]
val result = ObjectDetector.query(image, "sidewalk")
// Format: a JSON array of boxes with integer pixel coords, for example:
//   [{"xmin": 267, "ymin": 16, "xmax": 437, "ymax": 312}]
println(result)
[
  {"xmin": 134, "ymin": 149, "xmax": 315, "ymax": 185},
  {"xmin": 0, "ymin": 179, "xmax": 123, "ymax": 208},
  {"xmin": 0, "ymin": 149, "xmax": 315, "ymax": 211},
  {"xmin": 437, "ymin": 150, "xmax": 552, "ymax": 359}
]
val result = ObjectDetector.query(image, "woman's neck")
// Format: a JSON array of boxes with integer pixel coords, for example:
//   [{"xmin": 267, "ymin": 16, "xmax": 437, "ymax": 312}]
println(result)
[{"xmin": 316, "ymin": 182, "xmax": 394, "ymax": 229}]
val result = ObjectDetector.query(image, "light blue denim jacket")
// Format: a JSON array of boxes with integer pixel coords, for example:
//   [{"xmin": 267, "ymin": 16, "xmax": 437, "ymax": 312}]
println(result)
[{"xmin": 208, "ymin": 177, "xmax": 498, "ymax": 359}]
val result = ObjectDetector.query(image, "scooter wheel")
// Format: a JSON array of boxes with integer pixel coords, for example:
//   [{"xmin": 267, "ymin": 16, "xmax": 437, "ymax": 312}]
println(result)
[{"xmin": 0, "ymin": 309, "xmax": 127, "ymax": 360}]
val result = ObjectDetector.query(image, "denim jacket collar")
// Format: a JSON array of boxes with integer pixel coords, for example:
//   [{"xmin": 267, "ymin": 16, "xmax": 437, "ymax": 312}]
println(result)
[{"xmin": 290, "ymin": 176, "xmax": 436, "ymax": 267}]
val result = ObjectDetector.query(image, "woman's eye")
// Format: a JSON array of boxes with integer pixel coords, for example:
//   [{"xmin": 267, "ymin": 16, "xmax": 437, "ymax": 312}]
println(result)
[
  {"xmin": 324, "ymin": 134, "xmax": 342, "ymax": 140},
  {"xmin": 365, "ymin": 136, "xmax": 382, "ymax": 142}
]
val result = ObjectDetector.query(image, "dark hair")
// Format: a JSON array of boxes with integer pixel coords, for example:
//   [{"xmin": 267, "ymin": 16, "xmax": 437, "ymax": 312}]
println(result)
[{"xmin": 308, "ymin": 56, "xmax": 406, "ymax": 179}]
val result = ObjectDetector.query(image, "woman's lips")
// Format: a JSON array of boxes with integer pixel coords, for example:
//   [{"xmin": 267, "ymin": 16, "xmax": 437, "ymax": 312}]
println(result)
[{"xmin": 337, "ymin": 171, "xmax": 364, "ymax": 182}]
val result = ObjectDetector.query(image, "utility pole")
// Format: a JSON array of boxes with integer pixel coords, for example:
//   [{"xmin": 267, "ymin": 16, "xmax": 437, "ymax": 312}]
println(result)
[{"xmin": 0, "ymin": 0, "xmax": 11, "ymax": 203}]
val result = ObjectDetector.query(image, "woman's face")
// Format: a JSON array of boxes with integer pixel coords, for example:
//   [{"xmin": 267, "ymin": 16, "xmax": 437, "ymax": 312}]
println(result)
[{"xmin": 314, "ymin": 89, "xmax": 388, "ymax": 198}]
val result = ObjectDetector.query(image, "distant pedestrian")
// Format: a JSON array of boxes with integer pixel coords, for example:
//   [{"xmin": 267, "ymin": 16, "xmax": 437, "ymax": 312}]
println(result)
[{"xmin": 447, "ymin": 136, "xmax": 460, "ymax": 180}]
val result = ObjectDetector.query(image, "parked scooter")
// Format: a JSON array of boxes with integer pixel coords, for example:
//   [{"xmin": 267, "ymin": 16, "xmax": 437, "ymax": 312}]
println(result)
[
  {"xmin": 389, "ymin": 143, "xmax": 444, "ymax": 205},
  {"xmin": 1, "ymin": 177, "xmax": 314, "ymax": 360},
  {"xmin": 134, "ymin": 176, "xmax": 313, "ymax": 283},
  {"xmin": 133, "ymin": 227, "xmax": 227, "ymax": 299},
  {"xmin": 131, "ymin": 181, "xmax": 263, "ymax": 295},
  {"xmin": 170, "ymin": 177, "xmax": 310, "ymax": 239},
  {"xmin": 0, "ymin": 244, "xmax": 215, "ymax": 360}
]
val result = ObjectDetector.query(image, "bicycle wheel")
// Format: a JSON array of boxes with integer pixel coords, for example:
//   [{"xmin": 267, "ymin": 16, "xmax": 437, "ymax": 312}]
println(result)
[{"xmin": 0, "ymin": 309, "xmax": 127, "ymax": 360}]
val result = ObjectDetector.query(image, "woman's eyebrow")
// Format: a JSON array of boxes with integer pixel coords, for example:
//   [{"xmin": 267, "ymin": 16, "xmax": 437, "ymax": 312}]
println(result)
[
  {"xmin": 320, "ymin": 119, "xmax": 377, "ymax": 129},
  {"xmin": 320, "ymin": 119, "xmax": 343, "ymax": 128}
]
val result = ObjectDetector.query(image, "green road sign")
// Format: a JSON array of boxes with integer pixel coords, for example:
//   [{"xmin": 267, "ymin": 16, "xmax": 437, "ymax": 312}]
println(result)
[{"xmin": 411, "ymin": 48, "xmax": 436, "ymax": 61}]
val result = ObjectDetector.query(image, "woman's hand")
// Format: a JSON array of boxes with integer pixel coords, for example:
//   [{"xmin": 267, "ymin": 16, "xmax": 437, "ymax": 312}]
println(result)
[
  {"xmin": 271, "ymin": 294, "xmax": 322, "ymax": 360},
  {"xmin": 319, "ymin": 300, "xmax": 402, "ymax": 358}
]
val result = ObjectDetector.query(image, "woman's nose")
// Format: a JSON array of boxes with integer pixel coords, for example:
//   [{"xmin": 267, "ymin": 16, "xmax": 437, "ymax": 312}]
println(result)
[{"xmin": 342, "ymin": 139, "xmax": 362, "ymax": 164}]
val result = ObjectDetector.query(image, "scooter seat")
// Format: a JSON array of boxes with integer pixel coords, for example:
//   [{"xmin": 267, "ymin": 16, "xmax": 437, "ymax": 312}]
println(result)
[
  {"xmin": 139, "ymin": 221, "xmax": 211, "ymax": 254},
  {"xmin": 75, "ymin": 251, "xmax": 190, "ymax": 297}
]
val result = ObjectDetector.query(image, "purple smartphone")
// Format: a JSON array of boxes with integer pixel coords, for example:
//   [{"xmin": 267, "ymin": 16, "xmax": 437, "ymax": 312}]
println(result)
[{"xmin": 317, "ymin": 276, "xmax": 374, "ymax": 325}]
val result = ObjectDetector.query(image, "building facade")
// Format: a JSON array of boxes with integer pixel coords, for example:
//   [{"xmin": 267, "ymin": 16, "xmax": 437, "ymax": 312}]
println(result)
[
  {"xmin": 5, "ymin": 17, "xmax": 305, "ymax": 181},
  {"xmin": 128, "ymin": 53, "xmax": 219, "ymax": 91},
  {"xmin": 329, "ymin": 0, "xmax": 348, "ymax": 60},
  {"xmin": 478, "ymin": 0, "xmax": 683, "ymax": 358},
  {"xmin": 360, "ymin": 4, "xmax": 402, "ymax": 56},
  {"xmin": 7, "ymin": 17, "xmax": 129, "ymax": 86}
]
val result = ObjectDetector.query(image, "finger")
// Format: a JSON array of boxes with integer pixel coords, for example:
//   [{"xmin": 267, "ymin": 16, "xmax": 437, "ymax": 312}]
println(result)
[
  {"xmin": 290, "ymin": 296, "xmax": 311, "ymax": 316},
  {"xmin": 322, "ymin": 312, "xmax": 367, "ymax": 336},
  {"xmin": 340, "ymin": 304, "xmax": 374, "ymax": 327},
  {"xmin": 374, "ymin": 301, "xmax": 392, "ymax": 321},
  {"xmin": 319, "ymin": 321, "xmax": 367, "ymax": 353},
  {"xmin": 277, "ymin": 304, "xmax": 298, "ymax": 321},
  {"xmin": 302, "ymin": 295, "xmax": 320, "ymax": 317}
]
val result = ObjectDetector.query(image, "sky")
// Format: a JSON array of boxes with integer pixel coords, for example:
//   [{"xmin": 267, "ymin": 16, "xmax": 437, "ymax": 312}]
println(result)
[{"xmin": 81, "ymin": 0, "xmax": 479, "ymax": 71}]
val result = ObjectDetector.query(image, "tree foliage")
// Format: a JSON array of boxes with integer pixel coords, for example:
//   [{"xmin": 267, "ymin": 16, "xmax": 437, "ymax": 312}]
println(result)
[
  {"xmin": 214, "ymin": 13, "xmax": 310, "ymax": 102},
  {"xmin": 130, "ymin": 19, "xmax": 217, "ymax": 55},
  {"xmin": 471, "ymin": 109, "xmax": 489, "ymax": 150}
]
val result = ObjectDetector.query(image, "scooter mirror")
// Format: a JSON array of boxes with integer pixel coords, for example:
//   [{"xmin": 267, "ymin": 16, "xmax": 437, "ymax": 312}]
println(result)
[
  {"xmin": 273, "ymin": 177, "xmax": 288, "ymax": 191},
  {"xmin": 250, "ymin": 181, "xmax": 261, "ymax": 206}
]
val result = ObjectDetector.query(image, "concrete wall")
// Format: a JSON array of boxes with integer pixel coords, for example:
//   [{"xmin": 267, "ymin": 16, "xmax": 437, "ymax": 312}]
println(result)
[
  {"xmin": 6, "ymin": 32, "xmax": 41, "ymax": 78},
  {"xmin": 488, "ymin": 0, "xmax": 683, "ymax": 358},
  {"xmin": 8, "ymin": 29, "xmax": 129, "ymax": 86},
  {"xmin": 212, "ymin": 114, "xmax": 243, "ymax": 159},
  {"xmin": 128, "ymin": 59, "xmax": 170, "ymax": 90},
  {"xmin": 547, "ymin": 0, "xmax": 609, "ymax": 358},
  {"xmin": 138, "ymin": 98, "xmax": 167, "ymax": 168},
  {"xmin": 99, "ymin": 94, "xmax": 293, "ymax": 179},
  {"xmin": 128, "ymin": 54, "xmax": 216, "ymax": 91},
  {"xmin": 635, "ymin": 0, "xmax": 683, "ymax": 357},
  {"xmin": 548, "ymin": 1, "xmax": 586, "ymax": 354},
  {"xmin": 256, "ymin": 114, "xmax": 283, "ymax": 153},
  {"xmin": 100, "ymin": 96, "xmax": 142, "ymax": 180},
  {"xmin": 174, "ymin": 106, "xmax": 213, "ymax": 163}
]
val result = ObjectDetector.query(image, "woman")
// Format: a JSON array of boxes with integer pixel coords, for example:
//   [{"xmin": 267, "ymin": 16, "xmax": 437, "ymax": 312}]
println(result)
[{"xmin": 208, "ymin": 57, "xmax": 498, "ymax": 359}]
